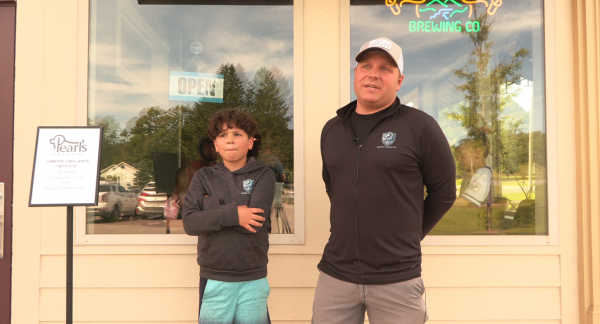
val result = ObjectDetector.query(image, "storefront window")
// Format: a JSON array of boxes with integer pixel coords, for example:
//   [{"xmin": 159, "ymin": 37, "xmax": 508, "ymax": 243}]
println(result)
[
  {"xmin": 351, "ymin": 0, "xmax": 547, "ymax": 235},
  {"xmin": 87, "ymin": 0, "xmax": 295, "ymax": 235}
]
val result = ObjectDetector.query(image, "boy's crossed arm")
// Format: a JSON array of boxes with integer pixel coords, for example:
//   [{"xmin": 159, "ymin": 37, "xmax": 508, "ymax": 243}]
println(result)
[
  {"xmin": 182, "ymin": 170, "xmax": 276, "ymax": 235},
  {"xmin": 237, "ymin": 205, "xmax": 265, "ymax": 233},
  {"xmin": 240, "ymin": 169, "xmax": 276, "ymax": 233}
]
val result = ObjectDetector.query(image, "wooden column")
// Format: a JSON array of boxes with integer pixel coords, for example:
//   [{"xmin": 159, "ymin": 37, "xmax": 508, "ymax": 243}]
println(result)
[
  {"xmin": 0, "ymin": 1, "xmax": 15, "ymax": 324},
  {"xmin": 573, "ymin": 0, "xmax": 600, "ymax": 323}
]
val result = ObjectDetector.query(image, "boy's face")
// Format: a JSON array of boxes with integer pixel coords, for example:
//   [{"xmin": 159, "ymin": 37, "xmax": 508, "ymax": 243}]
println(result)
[{"xmin": 213, "ymin": 123, "xmax": 253, "ymax": 168}]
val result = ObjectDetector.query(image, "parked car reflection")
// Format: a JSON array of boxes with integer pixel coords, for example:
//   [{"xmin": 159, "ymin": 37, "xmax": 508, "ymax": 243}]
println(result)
[
  {"xmin": 88, "ymin": 182, "xmax": 137, "ymax": 222},
  {"xmin": 136, "ymin": 181, "xmax": 167, "ymax": 219}
]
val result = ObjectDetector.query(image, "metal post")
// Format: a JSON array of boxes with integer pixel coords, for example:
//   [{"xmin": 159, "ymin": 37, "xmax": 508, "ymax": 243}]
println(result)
[
  {"xmin": 487, "ymin": 181, "xmax": 493, "ymax": 231},
  {"xmin": 67, "ymin": 205, "xmax": 73, "ymax": 324}
]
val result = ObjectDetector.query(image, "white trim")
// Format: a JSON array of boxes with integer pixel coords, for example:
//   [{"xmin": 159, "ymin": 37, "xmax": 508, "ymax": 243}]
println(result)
[
  {"xmin": 342, "ymin": 1, "xmax": 558, "ymax": 246},
  {"xmin": 290, "ymin": 0, "xmax": 306, "ymax": 244},
  {"xmin": 340, "ymin": 0, "xmax": 350, "ymax": 107},
  {"xmin": 76, "ymin": 0, "xmax": 305, "ymax": 245}
]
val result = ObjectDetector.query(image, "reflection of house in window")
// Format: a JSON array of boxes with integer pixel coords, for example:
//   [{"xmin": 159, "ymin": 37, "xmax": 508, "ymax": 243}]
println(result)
[{"xmin": 100, "ymin": 162, "xmax": 139, "ymax": 189}]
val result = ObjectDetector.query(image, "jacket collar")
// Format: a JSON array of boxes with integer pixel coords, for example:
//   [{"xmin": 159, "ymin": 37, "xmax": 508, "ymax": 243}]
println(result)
[
  {"xmin": 336, "ymin": 97, "xmax": 403, "ymax": 121},
  {"xmin": 214, "ymin": 157, "xmax": 264, "ymax": 175}
]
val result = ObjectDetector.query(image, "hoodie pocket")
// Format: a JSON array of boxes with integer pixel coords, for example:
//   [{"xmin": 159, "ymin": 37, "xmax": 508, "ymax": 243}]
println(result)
[{"xmin": 199, "ymin": 229, "xmax": 266, "ymax": 272}]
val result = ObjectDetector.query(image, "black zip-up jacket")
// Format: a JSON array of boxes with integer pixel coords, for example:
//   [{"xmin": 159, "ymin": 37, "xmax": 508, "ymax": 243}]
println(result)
[{"xmin": 318, "ymin": 98, "xmax": 456, "ymax": 285}]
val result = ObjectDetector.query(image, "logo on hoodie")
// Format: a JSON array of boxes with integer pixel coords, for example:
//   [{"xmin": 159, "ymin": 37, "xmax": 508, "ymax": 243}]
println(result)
[
  {"xmin": 242, "ymin": 179, "xmax": 254, "ymax": 194},
  {"xmin": 378, "ymin": 132, "xmax": 397, "ymax": 148}
]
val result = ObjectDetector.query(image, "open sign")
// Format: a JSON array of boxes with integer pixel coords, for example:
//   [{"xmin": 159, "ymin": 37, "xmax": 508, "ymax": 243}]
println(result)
[{"xmin": 169, "ymin": 71, "xmax": 224, "ymax": 103}]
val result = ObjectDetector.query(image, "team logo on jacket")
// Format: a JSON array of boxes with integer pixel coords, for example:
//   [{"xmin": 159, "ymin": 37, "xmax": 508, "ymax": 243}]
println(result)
[
  {"xmin": 242, "ymin": 179, "xmax": 254, "ymax": 194},
  {"xmin": 378, "ymin": 132, "xmax": 397, "ymax": 148}
]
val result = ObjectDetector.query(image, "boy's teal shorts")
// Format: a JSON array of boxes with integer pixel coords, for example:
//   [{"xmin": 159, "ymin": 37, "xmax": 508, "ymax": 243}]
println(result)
[{"xmin": 199, "ymin": 277, "xmax": 270, "ymax": 324}]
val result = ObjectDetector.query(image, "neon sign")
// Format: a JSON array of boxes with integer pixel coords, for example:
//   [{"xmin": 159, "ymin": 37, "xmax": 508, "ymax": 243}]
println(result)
[{"xmin": 385, "ymin": 0, "xmax": 503, "ymax": 33}]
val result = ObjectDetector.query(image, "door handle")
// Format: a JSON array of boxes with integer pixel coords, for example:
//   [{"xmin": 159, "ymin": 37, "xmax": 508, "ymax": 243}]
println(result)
[{"xmin": 0, "ymin": 182, "xmax": 4, "ymax": 259}]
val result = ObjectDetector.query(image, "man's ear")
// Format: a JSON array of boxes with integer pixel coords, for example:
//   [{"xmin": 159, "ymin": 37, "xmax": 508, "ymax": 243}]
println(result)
[
  {"xmin": 396, "ymin": 74, "xmax": 404, "ymax": 91},
  {"xmin": 213, "ymin": 139, "xmax": 219, "ymax": 153}
]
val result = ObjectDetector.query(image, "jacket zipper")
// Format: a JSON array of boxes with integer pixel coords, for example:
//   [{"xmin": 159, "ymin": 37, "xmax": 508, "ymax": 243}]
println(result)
[
  {"xmin": 340, "ymin": 113, "xmax": 389, "ymax": 296},
  {"xmin": 356, "ymin": 141, "xmax": 366, "ymax": 301}
]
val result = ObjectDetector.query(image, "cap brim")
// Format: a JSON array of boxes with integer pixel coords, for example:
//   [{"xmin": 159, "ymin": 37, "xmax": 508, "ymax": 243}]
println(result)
[{"xmin": 355, "ymin": 48, "xmax": 398, "ymax": 68}]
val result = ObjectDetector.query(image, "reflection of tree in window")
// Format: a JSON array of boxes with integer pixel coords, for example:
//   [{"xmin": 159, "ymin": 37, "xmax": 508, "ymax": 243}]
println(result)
[
  {"xmin": 444, "ymin": 5, "xmax": 536, "ymax": 232},
  {"xmin": 90, "ymin": 63, "xmax": 294, "ymax": 193},
  {"xmin": 181, "ymin": 63, "xmax": 293, "ymax": 179}
]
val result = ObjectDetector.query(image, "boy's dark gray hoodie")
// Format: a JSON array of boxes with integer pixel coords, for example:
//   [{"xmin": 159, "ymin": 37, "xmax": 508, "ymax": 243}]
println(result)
[{"xmin": 183, "ymin": 158, "xmax": 276, "ymax": 282}]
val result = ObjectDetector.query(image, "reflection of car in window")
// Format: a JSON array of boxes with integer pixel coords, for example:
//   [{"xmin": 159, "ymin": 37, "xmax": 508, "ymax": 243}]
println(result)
[
  {"xmin": 136, "ymin": 182, "xmax": 168, "ymax": 219},
  {"xmin": 88, "ymin": 182, "xmax": 137, "ymax": 222}
]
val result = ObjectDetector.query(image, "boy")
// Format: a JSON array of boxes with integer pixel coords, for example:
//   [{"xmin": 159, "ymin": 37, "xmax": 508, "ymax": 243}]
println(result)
[{"xmin": 183, "ymin": 109, "xmax": 276, "ymax": 324}]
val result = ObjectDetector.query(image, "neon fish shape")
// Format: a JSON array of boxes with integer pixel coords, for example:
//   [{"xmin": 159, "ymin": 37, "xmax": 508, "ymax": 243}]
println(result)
[{"xmin": 430, "ymin": 8, "xmax": 454, "ymax": 20}]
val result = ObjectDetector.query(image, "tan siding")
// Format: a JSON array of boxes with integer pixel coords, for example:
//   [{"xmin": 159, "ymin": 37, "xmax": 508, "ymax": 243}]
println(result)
[
  {"xmin": 267, "ymin": 255, "xmax": 321, "ymax": 287},
  {"xmin": 41, "ymin": 207, "xmax": 69, "ymax": 249},
  {"xmin": 429, "ymin": 288, "xmax": 561, "ymax": 320},
  {"xmin": 40, "ymin": 254, "xmax": 559, "ymax": 289},
  {"xmin": 422, "ymin": 255, "xmax": 561, "ymax": 287},
  {"xmin": 39, "ymin": 254, "xmax": 320, "ymax": 288},
  {"xmin": 40, "ymin": 288, "xmax": 199, "ymax": 322},
  {"xmin": 40, "ymin": 255, "xmax": 200, "ymax": 288}
]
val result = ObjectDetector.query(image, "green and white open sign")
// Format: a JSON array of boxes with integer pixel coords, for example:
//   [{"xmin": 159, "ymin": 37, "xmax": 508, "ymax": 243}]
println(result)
[{"xmin": 169, "ymin": 71, "xmax": 224, "ymax": 103}]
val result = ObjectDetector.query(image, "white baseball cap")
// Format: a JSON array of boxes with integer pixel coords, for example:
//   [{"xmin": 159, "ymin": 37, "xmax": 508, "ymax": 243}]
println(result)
[{"xmin": 355, "ymin": 37, "xmax": 404, "ymax": 75}]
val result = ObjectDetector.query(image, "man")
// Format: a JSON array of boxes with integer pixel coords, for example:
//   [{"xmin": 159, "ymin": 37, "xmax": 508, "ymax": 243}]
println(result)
[{"xmin": 312, "ymin": 37, "xmax": 456, "ymax": 324}]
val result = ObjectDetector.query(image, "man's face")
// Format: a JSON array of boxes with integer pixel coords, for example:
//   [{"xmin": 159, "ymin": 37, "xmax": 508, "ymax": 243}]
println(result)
[
  {"xmin": 353, "ymin": 51, "xmax": 404, "ymax": 112},
  {"xmin": 213, "ymin": 123, "xmax": 253, "ymax": 165}
]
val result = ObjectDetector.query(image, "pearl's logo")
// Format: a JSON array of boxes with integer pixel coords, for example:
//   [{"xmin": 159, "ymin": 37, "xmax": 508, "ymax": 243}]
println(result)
[{"xmin": 49, "ymin": 135, "xmax": 88, "ymax": 153}]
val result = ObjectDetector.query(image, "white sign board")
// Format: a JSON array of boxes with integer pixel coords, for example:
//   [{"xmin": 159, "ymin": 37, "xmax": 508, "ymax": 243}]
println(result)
[
  {"xmin": 169, "ymin": 71, "xmax": 224, "ymax": 102},
  {"xmin": 29, "ymin": 127, "xmax": 103, "ymax": 206}
]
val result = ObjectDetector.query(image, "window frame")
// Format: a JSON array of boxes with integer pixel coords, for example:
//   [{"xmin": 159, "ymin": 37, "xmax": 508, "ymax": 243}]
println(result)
[
  {"xmin": 74, "ymin": 0, "xmax": 305, "ymax": 245},
  {"xmin": 340, "ymin": 0, "xmax": 558, "ymax": 246}
]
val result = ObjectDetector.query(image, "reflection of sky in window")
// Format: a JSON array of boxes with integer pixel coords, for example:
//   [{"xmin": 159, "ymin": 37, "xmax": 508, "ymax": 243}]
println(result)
[
  {"xmin": 349, "ymin": 1, "xmax": 544, "ymax": 133},
  {"xmin": 89, "ymin": 0, "xmax": 293, "ymax": 129}
]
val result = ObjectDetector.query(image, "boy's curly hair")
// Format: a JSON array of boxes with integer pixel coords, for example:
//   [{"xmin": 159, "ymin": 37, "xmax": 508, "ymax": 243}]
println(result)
[{"xmin": 207, "ymin": 109, "xmax": 257, "ymax": 140}]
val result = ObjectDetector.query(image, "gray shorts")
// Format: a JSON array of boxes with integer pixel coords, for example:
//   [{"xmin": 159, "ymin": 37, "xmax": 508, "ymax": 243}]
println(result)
[{"xmin": 311, "ymin": 271, "xmax": 428, "ymax": 324}]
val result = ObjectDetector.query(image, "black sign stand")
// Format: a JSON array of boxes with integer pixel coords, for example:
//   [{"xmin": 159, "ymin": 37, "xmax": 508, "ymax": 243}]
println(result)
[
  {"xmin": 28, "ymin": 126, "xmax": 103, "ymax": 324},
  {"xmin": 67, "ymin": 205, "xmax": 74, "ymax": 324}
]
